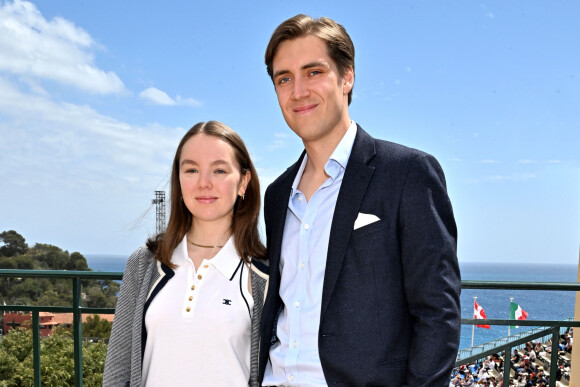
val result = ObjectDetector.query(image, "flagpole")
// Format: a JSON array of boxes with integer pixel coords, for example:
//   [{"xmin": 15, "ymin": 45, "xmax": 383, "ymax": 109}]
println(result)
[
  {"xmin": 472, "ymin": 297, "xmax": 476, "ymax": 347},
  {"xmin": 508, "ymin": 297, "xmax": 513, "ymax": 336}
]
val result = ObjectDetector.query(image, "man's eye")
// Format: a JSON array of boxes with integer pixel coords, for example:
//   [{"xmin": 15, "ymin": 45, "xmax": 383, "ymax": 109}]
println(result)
[
  {"xmin": 278, "ymin": 77, "xmax": 290, "ymax": 84},
  {"xmin": 309, "ymin": 70, "xmax": 321, "ymax": 76},
  {"xmin": 215, "ymin": 169, "xmax": 226, "ymax": 174}
]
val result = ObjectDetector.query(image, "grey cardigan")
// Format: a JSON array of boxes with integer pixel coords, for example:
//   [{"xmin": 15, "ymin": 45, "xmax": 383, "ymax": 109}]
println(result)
[{"xmin": 103, "ymin": 246, "xmax": 269, "ymax": 387}]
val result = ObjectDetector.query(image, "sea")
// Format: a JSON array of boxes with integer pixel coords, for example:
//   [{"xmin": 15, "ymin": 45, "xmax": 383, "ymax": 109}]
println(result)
[{"xmin": 85, "ymin": 254, "xmax": 578, "ymax": 350}]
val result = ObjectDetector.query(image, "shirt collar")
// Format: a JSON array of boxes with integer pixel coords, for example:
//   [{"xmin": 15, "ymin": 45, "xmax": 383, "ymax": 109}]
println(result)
[
  {"xmin": 207, "ymin": 236, "xmax": 241, "ymax": 278},
  {"xmin": 290, "ymin": 120, "xmax": 357, "ymax": 195},
  {"xmin": 173, "ymin": 235, "xmax": 242, "ymax": 278},
  {"xmin": 329, "ymin": 120, "xmax": 357, "ymax": 170}
]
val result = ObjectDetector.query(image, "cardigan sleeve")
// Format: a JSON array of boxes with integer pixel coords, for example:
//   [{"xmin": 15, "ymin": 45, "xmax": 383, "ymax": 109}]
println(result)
[{"xmin": 103, "ymin": 248, "xmax": 147, "ymax": 386}]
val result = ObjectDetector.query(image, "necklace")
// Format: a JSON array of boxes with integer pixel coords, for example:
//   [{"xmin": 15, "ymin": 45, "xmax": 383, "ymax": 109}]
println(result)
[{"xmin": 187, "ymin": 238, "xmax": 223, "ymax": 249}]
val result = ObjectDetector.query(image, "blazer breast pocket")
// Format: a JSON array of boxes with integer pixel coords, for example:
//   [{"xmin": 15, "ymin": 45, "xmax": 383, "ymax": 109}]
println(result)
[
  {"xmin": 351, "ymin": 219, "xmax": 386, "ymax": 239},
  {"xmin": 348, "ymin": 220, "xmax": 390, "ymax": 259}
]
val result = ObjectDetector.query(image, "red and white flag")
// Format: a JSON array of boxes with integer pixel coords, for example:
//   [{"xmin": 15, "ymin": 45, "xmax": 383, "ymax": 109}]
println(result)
[{"xmin": 474, "ymin": 300, "xmax": 490, "ymax": 329}]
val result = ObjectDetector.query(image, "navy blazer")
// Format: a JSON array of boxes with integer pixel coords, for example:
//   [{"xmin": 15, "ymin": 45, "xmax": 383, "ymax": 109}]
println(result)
[{"xmin": 260, "ymin": 125, "xmax": 461, "ymax": 386}]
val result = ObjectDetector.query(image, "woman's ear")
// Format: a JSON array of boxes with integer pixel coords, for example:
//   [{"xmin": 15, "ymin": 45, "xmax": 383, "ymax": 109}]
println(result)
[{"xmin": 238, "ymin": 170, "xmax": 251, "ymax": 196}]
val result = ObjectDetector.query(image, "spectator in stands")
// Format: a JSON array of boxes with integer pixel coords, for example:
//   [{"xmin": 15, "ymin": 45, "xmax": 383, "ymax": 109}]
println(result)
[
  {"xmin": 528, "ymin": 347, "xmax": 537, "ymax": 361},
  {"xmin": 449, "ymin": 374, "xmax": 462, "ymax": 386},
  {"xmin": 566, "ymin": 335, "xmax": 573, "ymax": 353},
  {"xmin": 511, "ymin": 349, "xmax": 522, "ymax": 364}
]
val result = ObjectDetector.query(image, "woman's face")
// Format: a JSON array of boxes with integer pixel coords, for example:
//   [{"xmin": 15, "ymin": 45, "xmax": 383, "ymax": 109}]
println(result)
[{"xmin": 179, "ymin": 133, "xmax": 250, "ymax": 228}]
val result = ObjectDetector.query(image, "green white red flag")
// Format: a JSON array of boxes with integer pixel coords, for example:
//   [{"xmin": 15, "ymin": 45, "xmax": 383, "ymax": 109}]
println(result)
[{"xmin": 510, "ymin": 302, "xmax": 528, "ymax": 328}]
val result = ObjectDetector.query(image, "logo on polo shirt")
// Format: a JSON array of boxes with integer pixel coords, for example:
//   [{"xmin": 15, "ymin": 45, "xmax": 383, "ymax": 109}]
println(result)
[{"xmin": 223, "ymin": 299, "xmax": 232, "ymax": 305}]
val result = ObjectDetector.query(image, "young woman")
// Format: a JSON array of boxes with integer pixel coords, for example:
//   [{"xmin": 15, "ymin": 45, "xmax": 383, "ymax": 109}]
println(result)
[{"xmin": 103, "ymin": 121, "xmax": 268, "ymax": 387}]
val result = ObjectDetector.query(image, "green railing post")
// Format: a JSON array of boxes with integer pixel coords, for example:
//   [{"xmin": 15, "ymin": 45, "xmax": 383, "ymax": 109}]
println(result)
[
  {"xmin": 549, "ymin": 325, "xmax": 559, "ymax": 387},
  {"xmin": 73, "ymin": 277, "xmax": 83, "ymax": 387},
  {"xmin": 503, "ymin": 345, "xmax": 511, "ymax": 387},
  {"xmin": 32, "ymin": 310, "xmax": 41, "ymax": 387}
]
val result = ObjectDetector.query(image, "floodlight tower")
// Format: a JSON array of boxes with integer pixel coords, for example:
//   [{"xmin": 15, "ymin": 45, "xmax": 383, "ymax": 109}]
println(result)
[{"xmin": 152, "ymin": 191, "xmax": 166, "ymax": 234}]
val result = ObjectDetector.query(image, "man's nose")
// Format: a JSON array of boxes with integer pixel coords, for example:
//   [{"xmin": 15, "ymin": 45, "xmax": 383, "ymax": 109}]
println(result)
[{"xmin": 291, "ymin": 77, "xmax": 309, "ymax": 100}]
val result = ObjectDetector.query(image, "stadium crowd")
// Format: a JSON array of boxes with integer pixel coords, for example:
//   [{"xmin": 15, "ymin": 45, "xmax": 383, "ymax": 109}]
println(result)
[{"xmin": 450, "ymin": 329, "xmax": 573, "ymax": 386}]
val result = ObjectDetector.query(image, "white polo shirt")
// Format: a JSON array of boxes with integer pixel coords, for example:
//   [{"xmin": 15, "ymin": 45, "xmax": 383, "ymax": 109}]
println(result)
[{"xmin": 142, "ymin": 235, "xmax": 253, "ymax": 386}]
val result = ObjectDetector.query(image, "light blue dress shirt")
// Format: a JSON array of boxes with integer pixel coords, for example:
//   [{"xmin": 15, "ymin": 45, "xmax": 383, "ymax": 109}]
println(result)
[{"xmin": 263, "ymin": 121, "xmax": 357, "ymax": 386}]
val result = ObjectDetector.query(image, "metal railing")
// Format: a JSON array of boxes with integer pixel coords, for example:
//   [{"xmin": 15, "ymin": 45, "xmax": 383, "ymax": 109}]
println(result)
[
  {"xmin": 0, "ymin": 269, "xmax": 122, "ymax": 387},
  {"xmin": 457, "ymin": 280, "xmax": 580, "ymax": 387},
  {"xmin": 1, "ymin": 271, "xmax": 579, "ymax": 387}
]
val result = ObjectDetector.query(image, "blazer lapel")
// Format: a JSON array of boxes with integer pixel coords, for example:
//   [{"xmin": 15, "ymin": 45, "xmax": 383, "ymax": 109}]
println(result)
[
  {"xmin": 265, "ymin": 152, "xmax": 305, "ymax": 295},
  {"xmin": 320, "ymin": 126, "xmax": 376, "ymax": 319}
]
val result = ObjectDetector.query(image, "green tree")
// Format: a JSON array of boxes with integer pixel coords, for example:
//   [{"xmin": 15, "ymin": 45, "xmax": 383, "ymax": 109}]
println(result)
[
  {"xmin": 82, "ymin": 315, "xmax": 112, "ymax": 339},
  {"xmin": 0, "ymin": 230, "xmax": 28, "ymax": 257},
  {"xmin": 0, "ymin": 257, "xmax": 17, "ymax": 269},
  {"xmin": 32, "ymin": 244, "xmax": 69, "ymax": 270},
  {"xmin": 0, "ymin": 231, "xmax": 118, "ymax": 310},
  {"xmin": 0, "ymin": 326, "xmax": 107, "ymax": 386},
  {"xmin": 66, "ymin": 252, "xmax": 89, "ymax": 271}
]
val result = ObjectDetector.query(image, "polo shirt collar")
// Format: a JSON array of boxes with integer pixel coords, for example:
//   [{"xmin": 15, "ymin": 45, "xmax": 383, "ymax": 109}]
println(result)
[
  {"xmin": 207, "ymin": 236, "xmax": 241, "ymax": 279},
  {"xmin": 173, "ymin": 235, "xmax": 241, "ymax": 279}
]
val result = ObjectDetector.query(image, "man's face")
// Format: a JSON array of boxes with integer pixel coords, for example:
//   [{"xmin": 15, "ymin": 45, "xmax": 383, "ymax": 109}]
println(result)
[{"xmin": 271, "ymin": 35, "xmax": 353, "ymax": 144}]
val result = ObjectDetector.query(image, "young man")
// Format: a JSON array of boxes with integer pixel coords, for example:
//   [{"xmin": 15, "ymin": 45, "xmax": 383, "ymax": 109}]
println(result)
[{"xmin": 260, "ymin": 14, "xmax": 461, "ymax": 386}]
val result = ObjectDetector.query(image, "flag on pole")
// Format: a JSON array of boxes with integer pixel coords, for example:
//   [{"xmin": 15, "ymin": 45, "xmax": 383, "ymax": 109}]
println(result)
[
  {"xmin": 510, "ymin": 302, "xmax": 528, "ymax": 328},
  {"xmin": 474, "ymin": 300, "xmax": 490, "ymax": 329}
]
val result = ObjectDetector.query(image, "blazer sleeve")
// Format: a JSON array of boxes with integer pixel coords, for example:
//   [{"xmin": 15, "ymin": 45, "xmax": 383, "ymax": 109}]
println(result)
[
  {"xmin": 103, "ymin": 249, "xmax": 143, "ymax": 387},
  {"xmin": 399, "ymin": 152, "xmax": 461, "ymax": 387}
]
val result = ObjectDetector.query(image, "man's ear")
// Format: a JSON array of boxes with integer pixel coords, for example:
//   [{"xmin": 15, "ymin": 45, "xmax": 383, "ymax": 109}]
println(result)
[{"xmin": 342, "ymin": 67, "xmax": 354, "ymax": 95}]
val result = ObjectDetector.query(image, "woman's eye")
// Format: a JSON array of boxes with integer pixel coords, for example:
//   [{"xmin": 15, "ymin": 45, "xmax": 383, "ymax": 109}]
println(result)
[
  {"xmin": 185, "ymin": 168, "xmax": 198, "ymax": 173},
  {"xmin": 215, "ymin": 169, "xmax": 226, "ymax": 174}
]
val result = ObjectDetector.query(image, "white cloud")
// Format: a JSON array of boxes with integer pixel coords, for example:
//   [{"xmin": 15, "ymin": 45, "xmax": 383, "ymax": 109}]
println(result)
[
  {"xmin": 547, "ymin": 159, "xmax": 563, "ymax": 164},
  {"xmin": 481, "ymin": 159, "xmax": 500, "ymax": 164},
  {"xmin": 486, "ymin": 173, "xmax": 537, "ymax": 182},
  {"xmin": 0, "ymin": 77, "xmax": 181, "ymax": 190},
  {"xmin": 518, "ymin": 159, "xmax": 536, "ymax": 164},
  {"xmin": 267, "ymin": 132, "xmax": 293, "ymax": 151},
  {"xmin": 139, "ymin": 87, "xmax": 174, "ymax": 105},
  {"xmin": 0, "ymin": 0, "xmax": 125, "ymax": 94},
  {"xmin": 139, "ymin": 86, "xmax": 200, "ymax": 107}
]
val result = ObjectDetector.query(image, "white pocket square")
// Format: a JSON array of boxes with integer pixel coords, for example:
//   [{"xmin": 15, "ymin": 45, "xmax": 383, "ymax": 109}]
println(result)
[{"xmin": 353, "ymin": 213, "xmax": 380, "ymax": 230}]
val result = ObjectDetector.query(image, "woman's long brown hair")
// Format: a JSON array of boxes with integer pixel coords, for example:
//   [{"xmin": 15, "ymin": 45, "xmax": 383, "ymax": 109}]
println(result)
[{"xmin": 146, "ymin": 121, "xmax": 266, "ymax": 267}]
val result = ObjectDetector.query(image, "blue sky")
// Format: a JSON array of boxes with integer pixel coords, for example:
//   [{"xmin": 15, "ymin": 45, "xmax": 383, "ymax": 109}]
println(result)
[{"xmin": 0, "ymin": 0, "xmax": 578, "ymax": 264}]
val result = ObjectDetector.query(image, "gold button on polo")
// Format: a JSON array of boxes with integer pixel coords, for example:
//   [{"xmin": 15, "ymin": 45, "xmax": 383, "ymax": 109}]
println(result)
[
  {"xmin": 186, "ymin": 307, "xmax": 191, "ymax": 312},
  {"xmin": 189, "ymin": 296, "xmax": 193, "ymax": 301},
  {"xmin": 191, "ymin": 285, "xmax": 195, "ymax": 290},
  {"xmin": 204, "ymin": 264, "xmax": 209, "ymax": 268},
  {"xmin": 198, "ymin": 274, "xmax": 202, "ymax": 280}
]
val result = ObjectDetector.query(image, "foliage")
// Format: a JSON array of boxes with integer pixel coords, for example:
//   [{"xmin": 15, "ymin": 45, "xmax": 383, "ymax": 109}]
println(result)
[
  {"xmin": 0, "ymin": 327, "xmax": 107, "ymax": 386},
  {"xmin": 82, "ymin": 315, "xmax": 112, "ymax": 339},
  {"xmin": 0, "ymin": 230, "xmax": 120, "ymax": 308},
  {"xmin": 0, "ymin": 230, "xmax": 28, "ymax": 258},
  {"xmin": 0, "ymin": 231, "xmax": 118, "ymax": 386}
]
